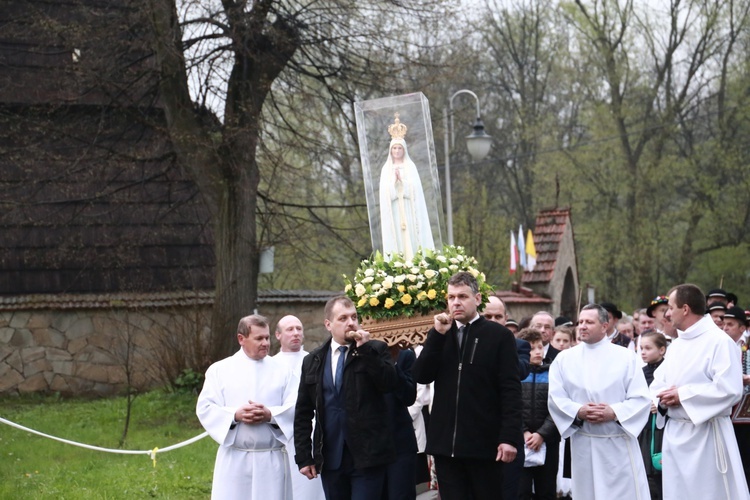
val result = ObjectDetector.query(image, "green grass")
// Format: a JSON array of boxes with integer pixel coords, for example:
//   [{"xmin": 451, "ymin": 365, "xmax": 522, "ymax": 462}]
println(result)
[{"xmin": 0, "ymin": 391, "xmax": 215, "ymax": 499}]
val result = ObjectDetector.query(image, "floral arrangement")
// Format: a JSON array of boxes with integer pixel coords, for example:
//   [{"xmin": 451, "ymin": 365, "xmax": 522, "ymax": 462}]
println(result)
[{"xmin": 343, "ymin": 245, "xmax": 493, "ymax": 320}]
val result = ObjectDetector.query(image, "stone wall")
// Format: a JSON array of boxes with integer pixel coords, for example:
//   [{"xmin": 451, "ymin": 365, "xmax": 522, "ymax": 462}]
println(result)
[
  {"xmin": 1, "ymin": 307, "xmax": 206, "ymax": 395},
  {"xmin": 0, "ymin": 295, "xmax": 333, "ymax": 396}
]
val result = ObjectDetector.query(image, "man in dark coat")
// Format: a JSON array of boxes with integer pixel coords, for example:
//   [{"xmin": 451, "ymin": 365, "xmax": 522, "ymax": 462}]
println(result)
[
  {"xmin": 484, "ymin": 295, "xmax": 530, "ymax": 500},
  {"xmin": 294, "ymin": 295, "xmax": 397, "ymax": 500},
  {"xmin": 413, "ymin": 272, "xmax": 522, "ymax": 499}
]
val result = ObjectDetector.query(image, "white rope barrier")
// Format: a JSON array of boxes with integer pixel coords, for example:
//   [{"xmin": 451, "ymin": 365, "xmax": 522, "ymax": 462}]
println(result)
[{"xmin": 0, "ymin": 416, "xmax": 209, "ymax": 466}]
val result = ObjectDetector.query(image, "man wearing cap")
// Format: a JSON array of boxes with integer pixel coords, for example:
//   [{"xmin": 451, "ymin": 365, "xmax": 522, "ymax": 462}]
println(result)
[
  {"xmin": 646, "ymin": 295, "xmax": 669, "ymax": 332},
  {"xmin": 727, "ymin": 292, "xmax": 739, "ymax": 308},
  {"xmin": 707, "ymin": 301, "xmax": 726, "ymax": 328},
  {"xmin": 505, "ymin": 318, "xmax": 519, "ymax": 335},
  {"xmin": 723, "ymin": 306, "xmax": 748, "ymax": 348},
  {"xmin": 724, "ymin": 306, "xmax": 750, "ymax": 489},
  {"xmin": 600, "ymin": 302, "xmax": 632, "ymax": 348},
  {"xmin": 706, "ymin": 288, "xmax": 729, "ymax": 306},
  {"xmin": 651, "ymin": 284, "xmax": 749, "ymax": 499}
]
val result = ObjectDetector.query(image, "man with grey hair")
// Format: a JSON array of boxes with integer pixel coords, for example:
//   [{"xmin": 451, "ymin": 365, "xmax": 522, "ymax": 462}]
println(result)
[
  {"xmin": 530, "ymin": 311, "xmax": 558, "ymax": 363},
  {"xmin": 197, "ymin": 314, "xmax": 297, "ymax": 499},
  {"xmin": 548, "ymin": 304, "xmax": 651, "ymax": 499}
]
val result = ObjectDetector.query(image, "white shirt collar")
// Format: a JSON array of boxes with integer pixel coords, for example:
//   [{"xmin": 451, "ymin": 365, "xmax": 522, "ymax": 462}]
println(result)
[
  {"xmin": 331, "ymin": 338, "xmax": 348, "ymax": 353},
  {"xmin": 456, "ymin": 313, "xmax": 481, "ymax": 329}
]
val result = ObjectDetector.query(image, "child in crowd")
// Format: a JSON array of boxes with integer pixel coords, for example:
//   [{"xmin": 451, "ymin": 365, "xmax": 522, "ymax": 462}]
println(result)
[
  {"xmin": 551, "ymin": 326, "xmax": 575, "ymax": 351},
  {"xmin": 638, "ymin": 331, "xmax": 667, "ymax": 499},
  {"xmin": 517, "ymin": 328, "xmax": 560, "ymax": 500}
]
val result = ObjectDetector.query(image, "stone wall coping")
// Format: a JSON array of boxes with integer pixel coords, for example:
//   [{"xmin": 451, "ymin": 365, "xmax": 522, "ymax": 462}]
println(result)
[{"xmin": 0, "ymin": 289, "xmax": 340, "ymax": 312}]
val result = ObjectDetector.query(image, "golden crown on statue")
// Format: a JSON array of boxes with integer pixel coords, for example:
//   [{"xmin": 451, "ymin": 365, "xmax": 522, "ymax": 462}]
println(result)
[{"xmin": 388, "ymin": 113, "xmax": 408, "ymax": 140}]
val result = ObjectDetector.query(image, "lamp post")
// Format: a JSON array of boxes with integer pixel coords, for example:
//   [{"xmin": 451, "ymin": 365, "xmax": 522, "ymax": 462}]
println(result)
[{"xmin": 444, "ymin": 89, "xmax": 493, "ymax": 246}]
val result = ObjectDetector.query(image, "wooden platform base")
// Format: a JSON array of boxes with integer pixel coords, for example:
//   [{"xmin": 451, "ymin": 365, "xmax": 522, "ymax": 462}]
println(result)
[{"xmin": 361, "ymin": 312, "xmax": 436, "ymax": 347}]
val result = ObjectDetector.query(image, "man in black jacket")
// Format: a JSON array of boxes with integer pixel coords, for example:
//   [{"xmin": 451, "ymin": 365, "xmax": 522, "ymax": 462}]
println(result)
[
  {"xmin": 294, "ymin": 295, "xmax": 397, "ymax": 500},
  {"xmin": 484, "ymin": 295, "xmax": 530, "ymax": 500},
  {"xmin": 413, "ymin": 272, "xmax": 523, "ymax": 499}
]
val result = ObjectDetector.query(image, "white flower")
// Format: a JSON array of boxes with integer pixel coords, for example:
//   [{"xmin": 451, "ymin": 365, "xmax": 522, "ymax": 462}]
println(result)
[
  {"xmin": 362, "ymin": 276, "xmax": 374, "ymax": 284},
  {"xmin": 344, "ymin": 283, "xmax": 352, "ymax": 292},
  {"xmin": 449, "ymin": 264, "xmax": 458, "ymax": 271},
  {"xmin": 372, "ymin": 283, "xmax": 381, "ymax": 290},
  {"xmin": 449, "ymin": 258, "xmax": 459, "ymax": 264},
  {"xmin": 364, "ymin": 268, "xmax": 375, "ymax": 277},
  {"xmin": 437, "ymin": 255, "xmax": 447, "ymax": 263},
  {"xmin": 394, "ymin": 275, "xmax": 406, "ymax": 283},
  {"xmin": 457, "ymin": 255, "xmax": 465, "ymax": 262},
  {"xmin": 410, "ymin": 267, "xmax": 420, "ymax": 274},
  {"xmin": 468, "ymin": 267, "xmax": 479, "ymax": 277},
  {"xmin": 424, "ymin": 269, "xmax": 436, "ymax": 279},
  {"xmin": 439, "ymin": 267, "xmax": 449, "ymax": 274},
  {"xmin": 355, "ymin": 284, "xmax": 366, "ymax": 297},
  {"xmin": 382, "ymin": 279, "xmax": 393, "ymax": 289},
  {"xmin": 393, "ymin": 261, "xmax": 404, "ymax": 268},
  {"xmin": 407, "ymin": 274, "xmax": 418, "ymax": 282}
]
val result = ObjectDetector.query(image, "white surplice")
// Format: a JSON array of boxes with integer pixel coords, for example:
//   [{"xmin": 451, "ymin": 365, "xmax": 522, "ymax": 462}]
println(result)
[
  {"xmin": 197, "ymin": 350, "xmax": 296, "ymax": 500},
  {"xmin": 272, "ymin": 350, "xmax": 326, "ymax": 500},
  {"xmin": 650, "ymin": 315, "xmax": 749, "ymax": 500},
  {"xmin": 548, "ymin": 337, "xmax": 651, "ymax": 500}
]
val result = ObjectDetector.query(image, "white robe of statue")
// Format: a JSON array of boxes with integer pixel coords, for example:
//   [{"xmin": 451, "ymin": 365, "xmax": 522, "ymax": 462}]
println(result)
[
  {"xmin": 548, "ymin": 337, "xmax": 651, "ymax": 500},
  {"xmin": 197, "ymin": 351, "xmax": 296, "ymax": 500},
  {"xmin": 650, "ymin": 315, "xmax": 749, "ymax": 500},
  {"xmin": 379, "ymin": 137, "xmax": 434, "ymax": 260},
  {"xmin": 272, "ymin": 350, "xmax": 326, "ymax": 500}
]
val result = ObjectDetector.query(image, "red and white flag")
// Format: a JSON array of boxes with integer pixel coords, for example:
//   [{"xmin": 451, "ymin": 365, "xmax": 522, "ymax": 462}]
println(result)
[{"xmin": 510, "ymin": 230, "xmax": 518, "ymax": 274}]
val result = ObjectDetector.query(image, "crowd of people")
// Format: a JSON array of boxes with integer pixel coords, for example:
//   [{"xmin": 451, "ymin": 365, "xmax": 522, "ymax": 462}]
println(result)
[{"xmin": 195, "ymin": 275, "xmax": 750, "ymax": 500}]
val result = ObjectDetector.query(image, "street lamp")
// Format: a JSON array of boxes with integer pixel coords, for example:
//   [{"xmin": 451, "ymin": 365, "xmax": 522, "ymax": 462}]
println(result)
[{"xmin": 443, "ymin": 89, "xmax": 492, "ymax": 245}]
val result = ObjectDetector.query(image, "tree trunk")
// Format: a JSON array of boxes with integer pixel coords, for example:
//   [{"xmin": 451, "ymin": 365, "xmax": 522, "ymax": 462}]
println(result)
[{"xmin": 211, "ymin": 158, "xmax": 260, "ymax": 359}]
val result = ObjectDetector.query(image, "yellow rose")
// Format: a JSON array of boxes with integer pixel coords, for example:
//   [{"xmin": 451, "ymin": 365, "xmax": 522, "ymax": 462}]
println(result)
[
  {"xmin": 357, "ymin": 297, "xmax": 367, "ymax": 307},
  {"xmin": 369, "ymin": 297, "xmax": 380, "ymax": 307},
  {"xmin": 401, "ymin": 294, "xmax": 412, "ymax": 305},
  {"xmin": 417, "ymin": 291, "xmax": 428, "ymax": 301},
  {"xmin": 397, "ymin": 285, "xmax": 406, "ymax": 293},
  {"xmin": 384, "ymin": 298, "xmax": 395, "ymax": 309},
  {"xmin": 427, "ymin": 289, "xmax": 437, "ymax": 300}
]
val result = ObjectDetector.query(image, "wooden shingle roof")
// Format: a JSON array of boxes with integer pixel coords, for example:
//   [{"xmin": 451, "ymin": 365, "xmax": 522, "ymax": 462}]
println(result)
[{"xmin": 522, "ymin": 208, "xmax": 572, "ymax": 285}]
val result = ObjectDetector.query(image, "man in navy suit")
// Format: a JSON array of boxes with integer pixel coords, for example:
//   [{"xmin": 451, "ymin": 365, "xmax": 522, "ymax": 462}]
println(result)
[{"xmin": 294, "ymin": 295, "xmax": 397, "ymax": 500}]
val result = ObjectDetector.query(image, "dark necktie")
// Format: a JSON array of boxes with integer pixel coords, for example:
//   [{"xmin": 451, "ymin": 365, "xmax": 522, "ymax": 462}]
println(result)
[
  {"xmin": 457, "ymin": 325, "xmax": 466, "ymax": 349},
  {"xmin": 335, "ymin": 345, "xmax": 347, "ymax": 393}
]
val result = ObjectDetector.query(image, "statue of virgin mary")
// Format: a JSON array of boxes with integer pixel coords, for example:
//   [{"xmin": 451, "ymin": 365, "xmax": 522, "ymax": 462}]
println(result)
[{"xmin": 379, "ymin": 114, "xmax": 435, "ymax": 260}]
